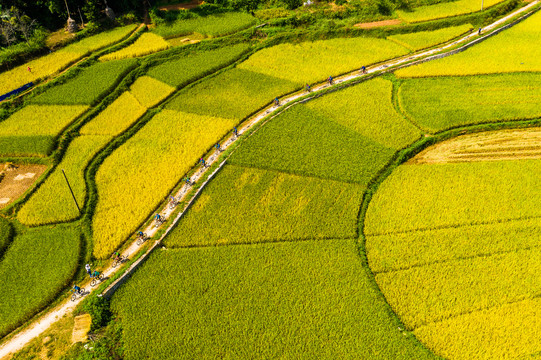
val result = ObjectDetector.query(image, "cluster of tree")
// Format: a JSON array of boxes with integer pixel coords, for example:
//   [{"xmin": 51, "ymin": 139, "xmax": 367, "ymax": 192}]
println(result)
[
  {"xmin": 1, "ymin": 0, "xmax": 147, "ymax": 31},
  {"xmin": 0, "ymin": 6, "xmax": 36, "ymax": 46}
]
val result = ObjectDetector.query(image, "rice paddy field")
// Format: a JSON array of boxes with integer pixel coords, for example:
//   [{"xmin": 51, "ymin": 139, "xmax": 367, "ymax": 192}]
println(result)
[{"xmin": 1, "ymin": 5, "xmax": 541, "ymax": 360}]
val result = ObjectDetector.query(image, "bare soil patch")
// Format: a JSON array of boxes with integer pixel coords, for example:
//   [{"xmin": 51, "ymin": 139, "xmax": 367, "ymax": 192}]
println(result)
[
  {"xmin": 159, "ymin": 0, "xmax": 203, "ymax": 10},
  {"xmin": 0, "ymin": 164, "xmax": 48, "ymax": 209},
  {"xmin": 354, "ymin": 19, "xmax": 402, "ymax": 29},
  {"xmin": 409, "ymin": 128, "xmax": 541, "ymax": 164}
]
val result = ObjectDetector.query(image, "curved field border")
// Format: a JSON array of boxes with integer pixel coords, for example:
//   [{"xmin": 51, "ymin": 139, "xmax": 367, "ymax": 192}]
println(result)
[{"xmin": 0, "ymin": 2, "xmax": 540, "ymax": 357}]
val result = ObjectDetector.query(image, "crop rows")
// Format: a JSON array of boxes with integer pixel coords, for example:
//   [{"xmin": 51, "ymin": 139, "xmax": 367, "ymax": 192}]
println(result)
[
  {"xmin": 365, "ymin": 159, "xmax": 541, "ymax": 234},
  {"xmin": 414, "ymin": 297, "xmax": 541, "ymax": 360},
  {"xmin": 18, "ymin": 136, "xmax": 111, "ymax": 225},
  {"xmin": 0, "ymin": 225, "xmax": 81, "ymax": 338},
  {"xmin": 92, "ymin": 110, "xmax": 234, "ymax": 258},
  {"xmin": 0, "ymin": 24, "xmax": 137, "ymax": 95},
  {"xmin": 112, "ymin": 239, "xmax": 438, "ymax": 360},
  {"xmin": 367, "ymin": 217, "xmax": 541, "ymax": 273},
  {"xmin": 99, "ymin": 33, "xmax": 171, "ymax": 61},
  {"xmin": 166, "ymin": 165, "xmax": 364, "ymax": 247},
  {"xmin": 396, "ymin": 10, "xmax": 541, "ymax": 77},
  {"xmin": 377, "ymin": 245, "xmax": 541, "ymax": 329}
]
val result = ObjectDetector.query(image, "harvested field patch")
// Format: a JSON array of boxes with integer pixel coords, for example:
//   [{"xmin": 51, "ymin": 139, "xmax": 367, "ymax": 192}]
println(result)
[{"xmin": 0, "ymin": 164, "xmax": 48, "ymax": 209}]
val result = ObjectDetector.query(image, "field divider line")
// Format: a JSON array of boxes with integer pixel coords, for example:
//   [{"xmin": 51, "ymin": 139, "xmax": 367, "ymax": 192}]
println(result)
[
  {"xmin": 366, "ymin": 214, "xmax": 541, "ymax": 237},
  {"xmin": 374, "ymin": 241, "xmax": 541, "ymax": 275},
  {"xmin": 412, "ymin": 291, "xmax": 541, "ymax": 331},
  {"xmin": 1, "ymin": 3, "xmax": 539, "ymax": 356}
]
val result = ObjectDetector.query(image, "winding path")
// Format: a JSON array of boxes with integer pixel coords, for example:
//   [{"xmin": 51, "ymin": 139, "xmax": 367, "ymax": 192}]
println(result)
[{"xmin": 0, "ymin": 1, "xmax": 539, "ymax": 357}]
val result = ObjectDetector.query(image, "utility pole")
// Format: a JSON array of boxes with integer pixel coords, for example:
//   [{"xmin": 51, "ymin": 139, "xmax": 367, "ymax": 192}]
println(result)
[
  {"xmin": 78, "ymin": 8, "xmax": 84, "ymax": 28},
  {"xmin": 62, "ymin": 169, "xmax": 80, "ymax": 214},
  {"xmin": 481, "ymin": 0, "xmax": 484, "ymax": 11}
]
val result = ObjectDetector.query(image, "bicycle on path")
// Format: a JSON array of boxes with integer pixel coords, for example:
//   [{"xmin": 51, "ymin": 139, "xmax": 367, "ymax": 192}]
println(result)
[
  {"xmin": 71, "ymin": 285, "xmax": 86, "ymax": 302},
  {"xmin": 90, "ymin": 271, "xmax": 104, "ymax": 287},
  {"xmin": 136, "ymin": 231, "xmax": 148, "ymax": 246},
  {"xmin": 111, "ymin": 251, "xmax": 128, "ymax": 268}
]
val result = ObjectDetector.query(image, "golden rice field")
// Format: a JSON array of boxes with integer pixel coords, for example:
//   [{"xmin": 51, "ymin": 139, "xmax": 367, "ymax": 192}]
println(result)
[
  {"xmin": 396, "ymin": 9, "xmax": 541, "ymax": 77},
  {"xmin": 396, "ymin": 0, "xmax": 504, "ymax": 23},
  {"xmin": 92, "ymin": 109, "xmax": 234, "ymax": 259},
  {"xmin": 99, "ymin": 33, "xmax": 171, "ymax": 61},
  {"xmin": 129, "ymin": 76, "xmax": 175, "ymax": 108},
  {"xmin": 0, "ymin": 25, "xmax": 137, "ymax": 95},
  {"xmin": 80, "ymin": 92, "xmax": 147, "ymax": 136}
]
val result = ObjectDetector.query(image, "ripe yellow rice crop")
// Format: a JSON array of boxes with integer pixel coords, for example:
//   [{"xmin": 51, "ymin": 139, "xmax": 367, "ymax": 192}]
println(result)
[
  {"xmin": 92, "ymin": 109, "xmax": 234, "ymax": 259},
  {"xmin": 396, "ymin": 0, "xmax": 504, "ymax": 23},
  {"xmin": 129, "ymin": 76, "xmax": 175, "ymax": 108},
  {"xmin": 80, "ymin": 92, "xmax": 146, "ymax": 136},
  {"xmin": 17, "ymin": 136, "xmax": 111, "ymax": 225},
  {"xmin": 237, "ymin": 37, "xmax": 409, "ymax": 84},
  {"xmin": 364, "ymin": 159, "xmax": 541, "ymax": 235},
  {"xmin": 387, "ymin": 24, "xmax": 473, "ymax": 51},
  {"xmin": 396, "ymin": 10, "xmax": 541, "ymax": 77},
  {"xmin": 99, "ymin": 33, "xmax": 171, "ymax": 61},
  {"xmin": 0, "ymin": 25, "xmax": 137, "ymax": 95},
  {"xmin": 367, "ymin": 217, "xmax": 541, "ymax": 273},
  {"xmin": 0, "ymin": 105, "xmax": 88, "ymax": 136},
  {"xmin": 376, "ymin": 245, "xmax": 541, "ymax": 329},
  {"xmin": 414, "ymin": 297, "xmax": 541, "ymax": 359}
]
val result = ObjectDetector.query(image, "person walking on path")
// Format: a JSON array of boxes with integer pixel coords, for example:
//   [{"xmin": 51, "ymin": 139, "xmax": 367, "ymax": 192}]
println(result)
[
  {"xmin": 85, "ymin": 264, "xmax": 91, "ymax": 276},
  {"xmin": 478, "ymin": 27, "xmax": 482, "ymax": 35}
]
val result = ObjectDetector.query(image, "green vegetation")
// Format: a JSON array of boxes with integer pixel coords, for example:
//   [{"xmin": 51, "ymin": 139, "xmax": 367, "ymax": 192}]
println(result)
[
  {"xmin": 396, "ymin": 0, "xmax": 505, "ymax": 23},
  {"xmin": 18, "ymin": 136, "xmax": 111, "ymax": 225},
  {"xmin": 306, "ymin": 78, "xmax": 421, "ymax": 149},
  {"xmin": 30, "ymin": 59, "xmax": 137, "ymax": 105},
  {"xmin": 92, "ymin": 110, "xmax": 234, "ymax": 259},
  {"xmin": 80, "ymin": 92, "xmax": 147, "ymax": 136},
  {"xmin": 65, "ymin": 25, "xmax": 138, "ymax": 53},
  {"xmin": 365, "ymin": 160, "xmax": 541, "ymax": 234},
  {"xmin": 129, "ymin": 76, "xmax": 175, "ymax": 108},
  {"xmin": 0, "ymin": 225, "xmax": 81, "ymax": 338},
  {"xmin": 147, "ymin": 44, "xmax": 251, "ymax": 88},
  {"xmin": 377, "ymin": 246, "xmax": 541, "ymax": 329},
  {"xmin": 387, "ymin": 24, "xmax": 473, "ymax": 51},
  {"xmin": 0, "ymin": 218, "xmax": 13, "ymax": 255},
  {"xmin": 396, "ymin": 10, "xmax": 541, "ymax": 76},
  {"xmin": 112, "ymin": 239, "xmax": 437, "ymax": 360},
  {"xmin": 398, "ymin": 73, "xmax": 541, "ymax": 132},
  {"xmin": 153, "ymin": 12, "xmax": 256, "ymax": 38},
  {"xmin": 166, "ymin": 68, "xmax": 299, "ymax": 120},
  {"xmin": 367, "ymin": 217, "xmax": 541, "ymax": 273},
  {"xmin": 166, "ymin": 165, "xmax": 363, "ymax": 247},
  {"xmin": 237, "ymin": 37, "xmax": 409, "ymax": 84},
  {"xmin": 0, "ymin": 105, "xmax": 88, "ymax": 156},
  {"xmin": 229, "ymin": 105, "xmax": 396, "ymax": 184}
]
